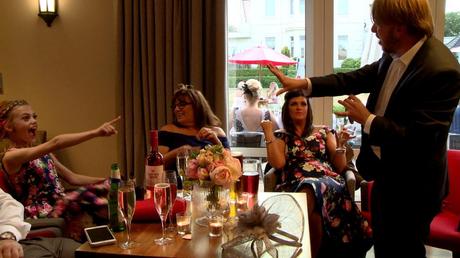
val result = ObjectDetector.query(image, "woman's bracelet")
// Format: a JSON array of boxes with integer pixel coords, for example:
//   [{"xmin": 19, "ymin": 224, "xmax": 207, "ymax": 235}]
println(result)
[{"xmin": 336, "ymin": 147, "xmax": 346, "ymax": 154}]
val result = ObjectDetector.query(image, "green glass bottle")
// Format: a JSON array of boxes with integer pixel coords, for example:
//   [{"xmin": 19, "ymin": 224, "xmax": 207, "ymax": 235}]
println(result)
[{"xmin": 108, "ymin": 163, "xmax": 125, "ymax": 232}]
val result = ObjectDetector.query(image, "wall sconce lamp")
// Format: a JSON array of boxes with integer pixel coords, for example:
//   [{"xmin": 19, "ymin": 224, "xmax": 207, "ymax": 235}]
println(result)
[{"xmin": 38, "ymin": 0, "xmax": 58, "ymax": 27}]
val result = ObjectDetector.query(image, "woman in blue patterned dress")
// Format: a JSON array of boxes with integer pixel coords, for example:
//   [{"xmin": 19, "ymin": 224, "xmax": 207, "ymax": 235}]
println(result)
[
  {"xmin": 261, "ymin": 90, "xmax": 372, "ymax": 258},
  {"xmin": 0, "ymin": 100, "xmax": 120, "ymax": 241}
]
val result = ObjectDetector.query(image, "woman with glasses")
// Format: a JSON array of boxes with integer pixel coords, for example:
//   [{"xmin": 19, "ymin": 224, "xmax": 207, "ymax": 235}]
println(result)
[{"xmin": 158, "ymin": 84, "xmax": 230, "ymax": 171}]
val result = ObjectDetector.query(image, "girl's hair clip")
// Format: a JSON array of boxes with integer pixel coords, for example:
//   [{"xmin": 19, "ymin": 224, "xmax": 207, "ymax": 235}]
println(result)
[
  {"xmin": 242, "ymin": 83, "xmax": 253, "ymax": 96},
  {"xmin": 0, "ymin": 100, "xmax": 28, "ymax": 119},
  {"xmin": 177, "ymin": 83, "xmax": 194, "ymax": 90}
]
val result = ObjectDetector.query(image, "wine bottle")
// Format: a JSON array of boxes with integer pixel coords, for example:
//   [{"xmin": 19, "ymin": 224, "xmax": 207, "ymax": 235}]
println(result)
[
  {"xmin": 144, "ymin": 130, "xmax": 164, "ymax": 199},
  {"xmin": 108, "ymin": 163, "xmax": 125, "ymax": 232}
]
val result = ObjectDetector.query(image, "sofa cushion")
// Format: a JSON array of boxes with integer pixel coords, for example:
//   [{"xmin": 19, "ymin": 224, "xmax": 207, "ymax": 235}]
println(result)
[
  {"xmin": 26, "ymin": 227, "xmax": 63, "ymax": 239},
  {"xmin": 428, "ymin": 210, "xmax": 460, "ymax": 253},
  {"xmin": 446, "ymin": 150, "xmax": 460, "ymax": 215}
]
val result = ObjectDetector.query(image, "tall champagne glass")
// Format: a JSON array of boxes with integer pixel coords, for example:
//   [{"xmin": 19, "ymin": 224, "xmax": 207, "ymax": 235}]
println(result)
[
  {"xmin": 118, "ymin": 179, "xmax": 136, "ymax": 249},
  {"xmin": 153, "ymin": 182, "xmax": 173, "ymax": 245},
  {"xmin": 165, "ymin": 170, "xmax": 178, "ymax": 234},
  {"xmin": 176, "ymin": 150, "xmax": 189, "ymax": 199}
]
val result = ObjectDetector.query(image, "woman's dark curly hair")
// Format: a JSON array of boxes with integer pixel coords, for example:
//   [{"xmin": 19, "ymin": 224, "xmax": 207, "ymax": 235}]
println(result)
[{"xmin": 281, "ymin": 90, "xmax": 313, "ymax": 137}]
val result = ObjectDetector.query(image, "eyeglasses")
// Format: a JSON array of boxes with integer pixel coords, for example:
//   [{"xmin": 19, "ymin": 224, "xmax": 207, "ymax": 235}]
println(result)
[{"xmin": 171, "ymin": 102, "xmax": 192, "ymax": 110}]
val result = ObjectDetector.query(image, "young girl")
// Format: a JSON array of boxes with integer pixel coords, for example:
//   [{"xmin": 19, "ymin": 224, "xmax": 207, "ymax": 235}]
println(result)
[{"xmin": 0, "ymin": 99, "xmax": 120, "ymax": 241}]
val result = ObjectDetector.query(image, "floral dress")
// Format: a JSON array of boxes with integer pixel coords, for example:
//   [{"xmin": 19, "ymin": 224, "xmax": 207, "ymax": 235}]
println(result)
[
  {"xmin": 3, "ymin": 154, "xmax": 109, "ymax": 242},
  {"xmin": 276, "ymin": 127, "xmax": 373, "ymax": 256}
]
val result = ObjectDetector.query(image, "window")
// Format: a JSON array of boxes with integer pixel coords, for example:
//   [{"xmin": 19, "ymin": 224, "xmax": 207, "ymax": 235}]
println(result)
[
  {"xmin": 331, "ymin": 0, "xmax": 377, "ymax": 147},
  {"xmin": 299, "ymin": 0, "xmax": 305, "ymax": 14},
  {"xmin": 227, "ymin": 0, "xmax": 305, "ymax": 152},
  {"xmin": 337, "ymin": 35, "xmax": 348, "ymax": 60},
  {"xmin": 336, "ymin": 0, "xmax": 348, "ymax": 15},
  {"xmin": 265, "ymin": 0, "xmax": 275, "ymax": 17},
  {"xmin": 227, "ymin": 0, "xmax": 454, "ymax": 153},
  {"xmin": 299, "ymin": 35, "xmax": 305, "ymax": 58},
  {"xmin": 265, "ymin": 37, "xmax": 276, "ymax": 49},
  {"xmin": 445, "ymin": 0, "xmax": 460, "ymax": 149}
]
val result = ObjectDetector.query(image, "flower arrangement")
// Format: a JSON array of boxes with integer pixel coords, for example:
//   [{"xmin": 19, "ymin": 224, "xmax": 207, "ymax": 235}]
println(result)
[
  {"xmin": 186, "ymin": 144, "xmax": 242, "ymax": 187},
  {"xmin": 186, "ymin": 145, "xmax": 242, "ymax": 209}
]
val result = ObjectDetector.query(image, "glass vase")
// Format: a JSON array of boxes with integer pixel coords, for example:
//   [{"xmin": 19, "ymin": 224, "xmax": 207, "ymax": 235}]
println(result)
[{"xmin": 192, "ymin": 181, "xmax": 229, "ymax": 227}]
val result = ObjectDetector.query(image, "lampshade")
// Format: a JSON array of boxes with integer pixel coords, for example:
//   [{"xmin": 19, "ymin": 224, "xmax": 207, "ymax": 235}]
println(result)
[{"xmin": 38, "ymin": 0, "xmax": 58, "ymax": 27}]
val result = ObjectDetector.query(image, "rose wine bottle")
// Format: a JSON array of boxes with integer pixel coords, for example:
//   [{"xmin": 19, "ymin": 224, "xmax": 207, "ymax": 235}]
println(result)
[{"xmin": 144, "ymin": 130, "xmax": 164, "ymax": 199}]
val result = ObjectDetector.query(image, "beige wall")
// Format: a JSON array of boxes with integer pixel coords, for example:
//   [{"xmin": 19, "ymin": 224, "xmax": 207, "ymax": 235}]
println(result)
[{"xmin": 0, "ymin": 0, "xmax": 119, "ymax": 178}]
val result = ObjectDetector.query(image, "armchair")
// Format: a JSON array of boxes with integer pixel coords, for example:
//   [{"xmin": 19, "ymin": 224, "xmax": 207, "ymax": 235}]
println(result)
[
  {"xmin": 360, "ymin": 149, "xmax": 460, "ymax": 257},
  {"xmin": 230, "ymin": 132, "xmax": 265, "ymax": 147}
]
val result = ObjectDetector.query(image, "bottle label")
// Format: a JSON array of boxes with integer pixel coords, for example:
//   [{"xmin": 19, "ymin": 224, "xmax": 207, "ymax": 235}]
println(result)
[
  {"xmin": 108, "ymin": 179, "xmax": 125, "ymax": 232},
  {"xmin": 145, "ymin": 165, "xmax": 164, "ymax": 187}
]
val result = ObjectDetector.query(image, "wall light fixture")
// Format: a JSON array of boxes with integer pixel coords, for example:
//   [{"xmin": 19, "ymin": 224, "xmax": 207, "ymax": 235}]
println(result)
[{"xmin": 38, "ymin": 0, "xmax": 58, "ymax": 27}]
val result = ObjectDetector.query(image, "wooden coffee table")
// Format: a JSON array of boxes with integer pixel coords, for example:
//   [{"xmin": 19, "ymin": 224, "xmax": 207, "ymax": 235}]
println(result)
[{"xmin": 75, "ymin": 192, "xmax": 311, "ymax": 258}]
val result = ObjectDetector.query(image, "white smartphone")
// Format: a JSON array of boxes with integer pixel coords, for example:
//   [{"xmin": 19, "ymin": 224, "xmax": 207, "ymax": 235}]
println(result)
[{"xmin": 84, "ymin": 225, "xmax": 117, "ymax": 247}]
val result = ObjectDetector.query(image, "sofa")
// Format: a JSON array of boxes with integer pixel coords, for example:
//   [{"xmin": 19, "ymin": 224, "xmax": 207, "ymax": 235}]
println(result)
[
  {"xmin": 0, "ymin": 130, "xmax": 67, "ymax": 239},
  {"xmin": 1, "ymin": 168, "xmax": 66, "ymax": 239},
  {"xmin": 1, "ymin": 168, "xmax": 187, "ymax": 238},
  {"xmin": 0, "ymin": 130, "xmax": 187, "ymax": 238},
  {"xmin": 360, "ymin": 149, "xmax": 460, "ymax": 257}
]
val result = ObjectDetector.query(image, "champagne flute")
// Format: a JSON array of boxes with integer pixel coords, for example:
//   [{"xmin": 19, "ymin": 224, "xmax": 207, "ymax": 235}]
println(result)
[
  {"xmin": 176, "ymin": 150, "xmax": 189, "ymax": 199},
  {"xmin": 118, "ymin": 179, "xmax": 136, "ymax": 249},
  {"xmin": 153, "ymin": 182, "xmax": 173, "ymax": 245},
  {"xmin": 165, "ymin": 170, "xmax": 178, "ymax": 235}
]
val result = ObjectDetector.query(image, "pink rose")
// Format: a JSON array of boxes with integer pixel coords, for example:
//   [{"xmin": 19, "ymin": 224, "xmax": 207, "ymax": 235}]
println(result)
[
  {"xmin": 210, "ymin": 166, "xmax": 232, "ymax": 187},
  {"xmin": 197, "ymin": 153, "xmax": 209, "ymax": 167},
  {"xmin": 186, "ymin": 159, "xmax": 199, "ymax": 179},
  {"xmin": 208, "ymin": 160, "xmax": 225, "ymax": 172},
  {"xmin": 222, "ymin": 151, "xmax": 242, "ymax": 181},
  {"xmin": 198, "ymin": 167, "xmax": 210, "ymax": 180}
]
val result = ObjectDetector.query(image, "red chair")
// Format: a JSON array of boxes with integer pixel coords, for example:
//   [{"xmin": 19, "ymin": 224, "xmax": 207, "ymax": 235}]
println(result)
[
  {"xmin": 360, "ymin": 149, "xmax": 460, "ymax": 257},
  {"xmin": 427, "ymin": 149, "xmax": 460, "ymax": 257}
]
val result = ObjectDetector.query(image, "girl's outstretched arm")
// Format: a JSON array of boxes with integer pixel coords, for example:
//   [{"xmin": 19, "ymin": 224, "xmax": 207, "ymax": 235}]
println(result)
[{"xmin": 3, "ymin": 116, "xmax": 120, "ymax": 175}]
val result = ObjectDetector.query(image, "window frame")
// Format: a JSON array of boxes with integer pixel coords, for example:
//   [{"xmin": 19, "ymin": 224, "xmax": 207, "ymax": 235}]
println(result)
[{"xmin": 225, "ymin": 0, "xmax": 448, "ymax": 155}]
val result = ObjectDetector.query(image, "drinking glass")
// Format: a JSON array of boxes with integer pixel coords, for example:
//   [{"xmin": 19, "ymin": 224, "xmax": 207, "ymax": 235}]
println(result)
[
  {"xmin": 208, "ymin": 214, "xmax": 224, "ymax": 237},
  {"xmin": 176, "ymin": 211, "xmax": 191, "ymax": 235},
  {"xmin": 118, "ymin": 179, "xmax": 136, "ymax": 249},
  {"xmin": 242, "ymin": 159, "xmax": 261, "ymax": 195},
  {"xmin": 153, "ymin": 182, "xmax": 173, "ymax": 245},
  {"xmin": 176, "ymin": 150, "xmax": 191, "ymax": 200},
  {"xmin": 165, "ymin": 170, "xmax": 178, "ymax": 235}
]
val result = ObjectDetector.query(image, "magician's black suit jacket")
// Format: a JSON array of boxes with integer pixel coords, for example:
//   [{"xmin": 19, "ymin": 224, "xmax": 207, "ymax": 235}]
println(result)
[{"xmin": 310, "ymin": 37, "xmax": 460, "ymax": 214}]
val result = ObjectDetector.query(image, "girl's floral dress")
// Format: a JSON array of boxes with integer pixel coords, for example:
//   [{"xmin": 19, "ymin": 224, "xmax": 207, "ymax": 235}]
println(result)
[
  {"xmin": 275, "ymin": 127, "xmax": 373, "ymax": 256},
  {"xmin": 3, "ymin": 154, "xmax": 109, "ymax": 242}
]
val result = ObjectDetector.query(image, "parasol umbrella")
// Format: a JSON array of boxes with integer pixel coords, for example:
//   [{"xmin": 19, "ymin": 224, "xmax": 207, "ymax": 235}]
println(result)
[
  {"xmin": 446, "ymin": 35, "xmax": 460, "ymax": 53},
  {"xmin": 451, "ymin": 46, "xmax": 460, "ymax": 53},
  {"xmin": 228, "ymin": 45, "xmax": 297, "ymax": 81}
]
